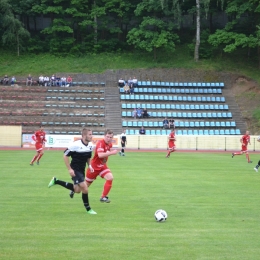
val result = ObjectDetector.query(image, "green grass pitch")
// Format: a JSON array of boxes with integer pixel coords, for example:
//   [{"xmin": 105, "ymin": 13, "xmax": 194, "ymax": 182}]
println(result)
[{"xmin": 1, "ymin": 150, "xmax": 260, "ymax": 260}]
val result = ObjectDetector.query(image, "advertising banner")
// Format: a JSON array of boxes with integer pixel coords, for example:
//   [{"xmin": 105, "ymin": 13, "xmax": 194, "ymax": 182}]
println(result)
[{"xmin": 22, "ymin": 134, "xmax": 119, "ymax": 148}]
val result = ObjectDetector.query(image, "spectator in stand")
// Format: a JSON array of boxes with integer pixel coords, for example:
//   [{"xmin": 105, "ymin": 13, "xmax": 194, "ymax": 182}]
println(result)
[
  {"xmin": 38, "ymin": 75, "xmax": 44, "ymax": 86},
  {"xmin": 130, "ymin": 85, "xmax": 134, "ymax": 95},
  {"xmin": 139, "ymin": 126, "xmax": 146, "ymax": 135},
  {"xmin": 169, "ymin": 119, "xmax": 175, "ymax": 129},
  {"xmin": 142, "ymin": 108, "xmax": 149, "ymax": 118},
  {"xmin": 124, "ymin": 83, "xmax": 130, "ymax": 94},
  {"xmin": 44, "ymin": 76, "xmax": 50, "ymax": 86},
  {"xmin": 56, "ymin": 75, "xmax": 61, "ymax": 86},
  {"xmin": 26, "ymin": 74, "xmax": 33, "ymax": 86},
  {"xmin": 132, "ymin": 77, "xmax": 138, "ymax": 87},
  {"xmin": 2, "ymin": 75, "xmax": 9, "ymax": 85},
  {"xmin": 163, "ymin": 117, "xmax": 169, "ymax": 129},
  {"xmin": 132, "ymin": 108, "xmax": 137, "ymax": 119},
  {"xmin": 137, "ymin": 107, "xmax": 143, "ymax": 118},
  {"xmin": 61, "ymin": 76, "xmax": 66, "ymax": 87},
  {"xmin": 51, "ymin": 74, "xmax": 56, "ymax": 86},
  {"xmin": 11, "ymin": 76, "xmax": 16, "ymax": 86},
  {"xmin": 67, "ymin": 75, "xmax": 72, "ymax": 87},
  {"xmin": 118, "ymin": 78, "xmax": 125, "ymax": 88},
  {"xmin": 128, "ymin": 77, "xmax": 133, "ymax": 87}
]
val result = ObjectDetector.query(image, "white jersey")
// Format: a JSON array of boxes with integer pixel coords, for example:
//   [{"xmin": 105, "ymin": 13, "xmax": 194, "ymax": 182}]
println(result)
[{"xmin": 64, "ymin": 139, "xmax": 94, "ymax": 172}]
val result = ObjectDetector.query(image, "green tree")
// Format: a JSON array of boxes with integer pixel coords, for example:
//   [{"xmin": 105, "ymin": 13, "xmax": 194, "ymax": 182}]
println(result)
[
  {"xmin": 127, "ymin": 16, "xmax": 179, "ymax": 60},
  {"xmin": 0, "ymin": 0, "xmax": 30, "ymax": 56},
  {"xmin": 208, "ymin": 0, "xmax": 260, "ymax": 68}
]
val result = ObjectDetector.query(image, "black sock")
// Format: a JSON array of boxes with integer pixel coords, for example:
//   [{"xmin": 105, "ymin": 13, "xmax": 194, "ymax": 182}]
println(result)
[
  {"xmin": 122, "ymin": 149, "xmax": 124, "ymax": 153},
  {"xmin": 82, "ymin": 193, "xmax": 91, "ymax": 211},
  {"xmin": 55, "ymin": 180, "xmax": 74, "ymax": 191}
]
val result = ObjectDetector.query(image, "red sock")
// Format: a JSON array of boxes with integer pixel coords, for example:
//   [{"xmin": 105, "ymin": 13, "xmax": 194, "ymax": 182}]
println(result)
[
  {"xmin": 37, "ymin": 153, "xmax": 43, "ymax": 162},
  {"xmin": 31, "ymin": 155, "xmax": 38, "ymax": 164},
  {"xmin": 102, "ymin": 180, "xmax": 113, "ymax": 198}
]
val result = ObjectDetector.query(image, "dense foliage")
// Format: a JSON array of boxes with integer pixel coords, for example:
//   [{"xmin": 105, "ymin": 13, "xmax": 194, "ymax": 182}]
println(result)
[{"xmin": 0, "ymin": 0, "xmax": 260, "ymax": 65}]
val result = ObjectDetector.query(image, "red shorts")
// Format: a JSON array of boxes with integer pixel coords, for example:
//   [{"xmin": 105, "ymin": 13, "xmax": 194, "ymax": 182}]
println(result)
[
  {"xmin": 85, "ymin": 165, "xmax": 111, "ymax": 183},
  {"xmin": 241, "ymin": 145, "xmax": 248, "ymax": 152},
  {"xmin": 35, "ymin": 143, "xmax": 43, "ymax": 152},
  {"xmin": 168, "ymin": 142, "xmax": 176, "ymax": 150}
]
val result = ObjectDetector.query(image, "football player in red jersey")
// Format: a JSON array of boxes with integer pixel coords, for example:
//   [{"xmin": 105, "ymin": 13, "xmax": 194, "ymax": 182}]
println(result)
[
  {"xmin": 85, "ymin": 129, "xmax": 118, "ymax": 203},
  {"xmin": 166, "ymin": 129, "xmax": 176, "ymax": 158},
  {"xmin": 30, "ymin": 125, "xmax": 47, "ymax": 166},
  {"xmin": 232, "ymin": 130, "xmax": 252, "ymax": 163}
]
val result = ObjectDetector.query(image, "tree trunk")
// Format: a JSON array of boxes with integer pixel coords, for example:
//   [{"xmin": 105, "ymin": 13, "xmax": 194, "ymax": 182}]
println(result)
[{"xmin": 194, "ymin": 0, "xmax": 200, "ymax": 62}]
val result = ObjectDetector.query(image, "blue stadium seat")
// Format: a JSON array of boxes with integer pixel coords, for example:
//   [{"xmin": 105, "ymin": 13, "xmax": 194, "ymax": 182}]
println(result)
[
  {"xmin": 127, "ymin": 121, "xmax": 133, "ymax": 127},
  {"xmin": 199, "ymin": 121, "xmax": 205, "ymax": 127},
  {"xmin": 166, "ymin": 104, "xmax": 170, "ymax": 110},
  {"xmin": 198, "ymin": 130, "xmax": 204, "ymax": 135},
  {"xmin": 215, "ymin": 122, "xmax": 220, "ymax": 127},
  {"xmin": 155, "ymin": 130, "xmax": 161, "ymax": 135},
  {"xmin": 220, "ymin": 97, "xmax": 225, "ymax": 102},
  {"xmin": 121, "ymin": 95, "xmax": 125, "ymax": 100},
  {"xmin": 225, "ymin": 129, "xmax": 230, "ymax": 135},
  {"xmin": 151, "ymin": 130, "xmax": 156, "ymax": 135},
  {"xmin": 220, "ymin": 122, "xmax": 225, "ymax": 127},
  {"xmin": 129, "ymin": 130, "xmax": 135, "ymax": 135},
  {"xmin": 146, "ymin": 130, "xmax": 151, "ymax": 135},
  {"xmin": 199, "ymin": 105, "xmax": 205, "ymax": 110},
  {"xmin": 209, "ymin": 105, "xmax": 214, "ymax": 110},
  {"xmin": 190, "ymin": 122, "xmax": 195, "ymax": 128},
  {"xmin": 126, "ymin": 111, "xmax": 132, "ymax": 117},
  {"xmin": 205, "ymin": 122, "xmax": 210, "ymax": 127},
  {"xmin": 230, "ymin": 129, "xmax": 236, "ymax": 135},
  {"xmin": 133, "ymin": 121, "xmax": 138, "ymax": 127},
  {"xmin": 187, "ymin": 113, "xmax": 192, "ymax": 118},
  {"xmin": 122, "ymin": 103, "xmax": 127, "ymax": 109},
  {"xmin": 184, "ymin": 121, "xmax": 189, "ymax": 127},
  {"xmin": 143, "ymin": 121, "xmax": 148, "ymax": 127},
  {"xmin": 197, "ymin": 97, "xmax": 202, "ymax": 102},
  {"xmin": 122, "ymin": 121, "xmax": 127, "ymax": 127},
  {"xmin": 154, "ymin": 122, "xmax": 159, "ymax": 127},
  {"xmin": 193, "ymin": 130, "xmax": 199, "ymax": 135},
  {"xmin": 225, "ymin": 122, "xmax": 231, "ymax": 127},
  {"xmin": 223, "ymin": 105, "xmax": 229, "ymax": 110},
  {"xmin": 231, "ymin": 121, "xmax": 236, "ymax": 127},
  {"xmin": 214, "ymin": 129, "xmax": 220, "ymax": 135},
  {"xmin": 210, "ymin": 122, "xmax": 215, "ymax": 127},
  {"xmin": 183, "ymin": 130, "xmax": 188, "ymax": 135},
  {"xmin": 208, "ymin": 89, "xmax": 213, "ymax": 94},
  {"xmin": 122, "ymin": 111, "xmax": 127, "ymax": 117},
  {"xmin": 219, "ymin": 130, "xmax": 225, "ymax": 135},
  {"xmin": 194, "ymin": 121, "xmax": 200, "ymax": 127},
  {"xmin": 179, "ymin": 121, "xmax": 184, "ymax": 127},
  {"xmin": 173, "ymin": 96, "xmax": 178, "ymax": 101},
  {"xmin": 227, "ymin": 112, "xmax": 232, "ymax": 118},
  {"xmin": 187, "ymin": 96, "xmax": 192, "ymax": 102},
  {"xmin": 209, "ymin": 130, "xmax": 214, "ymax": 135},
  {"xmin": 235, "ymin": 129, "xmax": 241, "ymax": 135},
  {"xmin": 148, "ymin": 122, "xmax": 154, "ymax": 127},
  {"xmin": 204, "ymin": 130, "xmax": 209, "ymax": 135},
  {"xmin": 161, "ymin": 130, "xmax": 167, "ymax": 135},
  {"xmin": 137, "ymin": 121, "xmax": 143, "ymax": 127}
]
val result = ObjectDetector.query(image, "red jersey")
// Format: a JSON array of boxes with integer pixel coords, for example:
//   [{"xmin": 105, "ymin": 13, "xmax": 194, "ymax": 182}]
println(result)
[
  {"xmin": 241, "ymin": 135, "xmax": 250, "ymax": 146},
  {"xmin": 91, "ymin": 139, "xmax": 113, "ymax": 170},
  {"xmin": 32, "ymin": 130, "xmax": 46, "ymax": 144},
  {"xmin": 168, "ymin": 132, "xmax": 175, "ymax": 147}
]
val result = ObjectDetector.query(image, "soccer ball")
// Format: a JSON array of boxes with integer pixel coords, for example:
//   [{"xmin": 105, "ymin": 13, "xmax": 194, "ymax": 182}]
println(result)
[
  {"xmin": 257, "ymin": 136, "xmax": 260, "ymax": 141},
  {"xmin": 154, "ymin": 209, "xmax": 167, "ymax": 222}
]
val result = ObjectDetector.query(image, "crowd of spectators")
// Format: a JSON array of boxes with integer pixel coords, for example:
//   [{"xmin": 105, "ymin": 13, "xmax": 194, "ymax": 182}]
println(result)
[
  {"xmin": 1, "ymin": 74, "xmax": 73, "ymax": 87},
  {"xmin": 119, "ymin": 76, "xmax": 138, "ymax": 95},
  {"xmin": 132, "ymin": 107, "xmax": 150, "ymax": 119}
]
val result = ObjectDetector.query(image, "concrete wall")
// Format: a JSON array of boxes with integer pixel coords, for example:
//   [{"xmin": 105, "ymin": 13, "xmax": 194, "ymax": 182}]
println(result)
[
  {"xmin": 122, "ymin": 135, "xmax": 260, "ymax": 151},
  {"xmin": 0, "ymin": 126, "xmax": 22, "ymax": 147}
]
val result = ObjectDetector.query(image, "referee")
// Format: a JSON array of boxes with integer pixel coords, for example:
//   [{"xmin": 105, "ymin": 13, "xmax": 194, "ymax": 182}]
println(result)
[{"xmin": 119, "ymin": 129, "xmax": 127, "ymax": 156}]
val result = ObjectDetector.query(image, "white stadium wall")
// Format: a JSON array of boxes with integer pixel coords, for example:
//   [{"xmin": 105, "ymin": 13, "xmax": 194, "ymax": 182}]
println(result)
[
  {"xmin": 0, "ymin": 126, "xmax": 22, "ymax": 147},
  {"xmin": 16, "ymin": 133, "xmax": 260, "ymax": 151}
]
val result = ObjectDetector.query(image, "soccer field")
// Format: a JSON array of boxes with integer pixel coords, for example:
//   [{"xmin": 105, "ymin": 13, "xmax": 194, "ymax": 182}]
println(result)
[{"xmin": 1, "ymin": 150, "xmax": 260, "ymax": 260}]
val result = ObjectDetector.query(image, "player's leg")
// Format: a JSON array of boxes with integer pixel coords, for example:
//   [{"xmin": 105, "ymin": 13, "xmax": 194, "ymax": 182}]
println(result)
[
  {"xmin": 36, "ymin": 151, "xmax": 44, "ymax": 164},
  {"xmin": 78, "ymin": 181, "xmax": 97, "ymax": 214},
  {"xmin": 48, "ymin": 176, "xmax": 75, "ymax": 191},
  {"xmin": 30, "ymin": 151, "xmax": 40, "ymax": 165},
  {"xmin": 245, "ymin": 152, "xmax": 252, "ymax": 163},
  {"xmin": 122, "ymin": 143, "xmax": 125, "ymax": 156},
  {"xmin": 254, "ymin": 160, "xmax": 260, "ymax": 172},
  {"xmin": 100, "ymin": 169, "xmax": 113, "ymax": 203}
]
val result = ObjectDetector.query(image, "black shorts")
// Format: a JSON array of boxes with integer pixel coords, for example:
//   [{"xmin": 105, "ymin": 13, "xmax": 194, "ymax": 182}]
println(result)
[
  {"xmin": 71, "ymin": 170, "xmax": 85, "ymax": 185},
  {"xmin": 121, "ymin": 141, "xmax": 126, "ymax": 148}
]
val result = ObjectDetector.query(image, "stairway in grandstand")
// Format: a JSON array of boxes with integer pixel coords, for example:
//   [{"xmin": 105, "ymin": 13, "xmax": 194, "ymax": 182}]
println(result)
[{"xmin": 104, "ymin": 81, "xmax": 122, "ymax": 134}]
